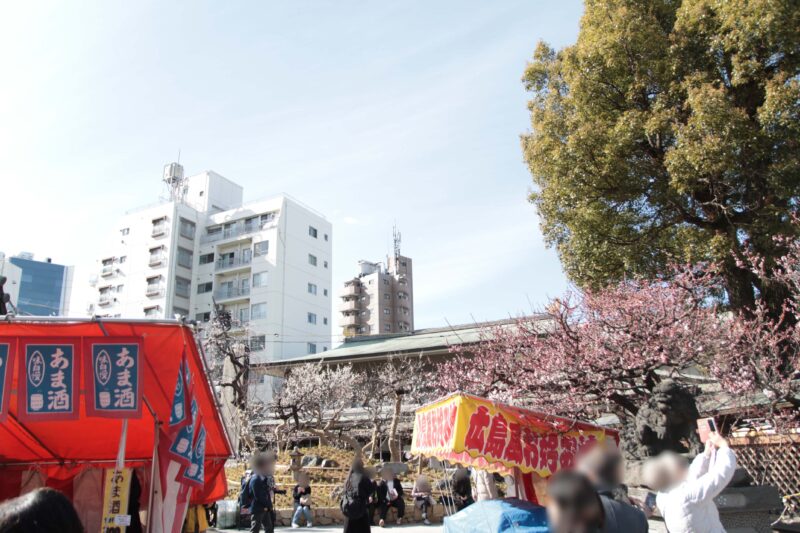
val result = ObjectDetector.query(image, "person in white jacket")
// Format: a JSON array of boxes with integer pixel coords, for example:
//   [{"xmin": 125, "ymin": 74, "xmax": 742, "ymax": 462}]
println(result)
[{"xmin": 644, "ymin": 432, "xmax": 737, "ymax": 533}]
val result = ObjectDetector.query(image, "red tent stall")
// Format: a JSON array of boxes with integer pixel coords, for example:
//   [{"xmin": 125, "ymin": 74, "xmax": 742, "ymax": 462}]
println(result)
[
  {"xmin": 410, "ymin": 393, "xmax": 618, "ymax": 503},
  {"xmin": 0, "ymin": 318, "xmax": 233, "ymax": 532}
]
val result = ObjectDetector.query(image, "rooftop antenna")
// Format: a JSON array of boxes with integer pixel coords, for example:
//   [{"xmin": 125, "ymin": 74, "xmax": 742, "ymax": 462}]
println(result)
[
  {"xmin": 162, "ymin": 159, "xmax": 187, "ymax": 203},
  {"xmin": 393, "ymin": 224, "xmax": 402, "ymax": 261}
]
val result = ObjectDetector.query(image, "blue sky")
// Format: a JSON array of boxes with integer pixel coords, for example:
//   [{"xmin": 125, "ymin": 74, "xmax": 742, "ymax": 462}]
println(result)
[{"xmin": 0, "ymin": 0, "xmax": 581, "ymax": 335}]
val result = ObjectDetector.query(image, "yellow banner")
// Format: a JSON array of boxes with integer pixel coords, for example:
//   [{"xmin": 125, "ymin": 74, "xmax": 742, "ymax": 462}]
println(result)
[
  {"xmin": 411, "ymin": 393, "xmax": 617, "ymax": 477},
  {"xmin": 101, "ymin": 468, "xmax": 132, "ymax": 533}
]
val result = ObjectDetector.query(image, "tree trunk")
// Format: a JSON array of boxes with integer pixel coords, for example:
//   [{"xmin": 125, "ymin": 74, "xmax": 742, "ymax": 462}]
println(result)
[{"xmin": 388, "ymin": 394, "xmax": 403, "ymax": 462}]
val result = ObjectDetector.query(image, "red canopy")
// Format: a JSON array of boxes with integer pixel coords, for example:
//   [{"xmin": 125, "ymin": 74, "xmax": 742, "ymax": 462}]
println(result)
[{"xmin": 0, "ymin": 318, "xmax": 233, "ymax": 503}]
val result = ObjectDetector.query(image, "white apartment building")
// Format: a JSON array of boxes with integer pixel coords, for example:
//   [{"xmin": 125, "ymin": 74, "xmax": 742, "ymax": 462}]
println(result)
[{"xmin": 89, "ymin": 163, "xmax": 332, "ymax": 398}]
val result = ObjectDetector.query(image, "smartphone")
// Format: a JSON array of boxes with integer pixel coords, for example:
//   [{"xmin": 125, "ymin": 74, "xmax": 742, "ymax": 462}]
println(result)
[
  {"xmin": 644, "ymin": 491, "xmax": 657, "ymax": 512},
  {"xmin": 697, "ymin": 417, "xmax": 718, "ymax": 443}
]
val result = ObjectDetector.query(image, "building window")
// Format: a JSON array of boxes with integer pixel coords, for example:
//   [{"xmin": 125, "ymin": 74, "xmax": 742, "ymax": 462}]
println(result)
[
  {"xmin": 146, "ymin": 276, "xmax": 162, "ymax": 295},
  {"xmin": 384, "ymin": 324, "xmax": 391, "ymax": 332},
  {"xmin": 324, "ymin": 234, "xmax": 328, "ymax": 241},
  {"xmin": 195, "ymin": 312, "xmax": 211, "ymax": 322},
  {"xmin": 383, "ymin": 279, "xmax": 389, "ymax": 285},
  {"xmin": 116, "ymin": 284, "xmax": 124, "ymax": 292},
  {"xmin": 323, "ymin": 317, "xmax": 328, "ymax": 325},
  {"xmin": 323, "ymin": 288, "xmax": 328, "ymax": 296},
  {"xmin": 199, "ymin": 253, "xmax": 214, "ymax": 265},
  {"xmin": 177, "ymin": 247, "xmax": 193, "ymax": 269},
  {"xmin": 197, "ymin": 282, "xmax": 213, "ymax": 294},
  {"xmin": 144, "ymin": 306, "xmax": 160, "ymax": 317},
  {"xmin": 120, "ymin": 228, "xmax": 130, "ymax": 236},
  {"xmin": 401, "ymin": 261, "xmax": 407, "ymax": 267},
  {"xmin": 384, "ymin": 308, "xmax": 391, "ymax": 315},
  {"xmin": 251, "ymin": 302, "xmax": 267, "ymax": 320},
  {"xmin": 206, "ymin": 226, "xmax": 222, "ymax": 239},
  {"xmin": 149, "ymin": 246, "xmax": 164, "ymax": 265},
  {"xmin": 307, "ymin": 343, "xmax": 317, "ymax": 354},
  {"xmin": 308, "ymin": 254, "xmax": 317, "ymax": 266},
  {"xmin": 308, "ymin": 226, "xmax": 318, "ymax": 238},
  {"xmin": 250, "ymin": 335, "xmax": 266, "ymax": 351},
  {"xmin": 307, "ymin": 312, "xmax": 317, "ymax": 325},
  {"xmin": 323, "ymin": 260, "xmax": 328, "ymax": 268},
  {"xmin": 119, "ymin": 256, "xmax": 126, "ymax": 264},
  {"xmin": 175, "ymin": 276, "xmax": 191, "ymax": 298},
  {"xmin": 152, "ymin": 216, "xmax": 167, "ymax": 236},
  {"xmin": 384, "ymin": 294, "xmax": 390, "ymax": 300},
  {"xmin": 179, "ymin": 218, "xmax": 196, "ymax": 239},
  {"xmin": 260, "ymin": 212, "xmax": 275, "ymax": 226},
  {"xmin": 254, "ymin": 241, "xmax": 269, "ymax": 257},
  {"xmin": 308, "ymin": 283, "xmax": 317, "ymax": 295},
  {"xmin": 253, "ymin": 272, "xmax": 268, "ymax": 288},
  {"xmin": 244, "ymin": 216, "xmax": 260, "ymax": 233},
  {"xmin": 173, "ymin": 306, "xmax": 189, "ymax": 317}
]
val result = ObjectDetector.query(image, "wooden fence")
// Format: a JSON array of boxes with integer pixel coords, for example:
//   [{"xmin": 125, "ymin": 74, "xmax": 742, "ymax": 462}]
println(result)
[{"xmin": 730, "ymin": 434, "xmax": 800, "ymax": 520}]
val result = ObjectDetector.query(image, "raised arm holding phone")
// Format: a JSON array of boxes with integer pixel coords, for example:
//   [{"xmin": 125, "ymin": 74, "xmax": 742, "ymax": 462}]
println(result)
[{"xmin": 644, "ymin": 425, "xmax": 737, "ymax": 533}]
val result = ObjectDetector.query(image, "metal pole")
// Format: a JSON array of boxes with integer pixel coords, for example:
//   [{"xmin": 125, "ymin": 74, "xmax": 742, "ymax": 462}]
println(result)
[{"xmin": 146, "ymin": 416, "xmax": 159, "ymax": 533}]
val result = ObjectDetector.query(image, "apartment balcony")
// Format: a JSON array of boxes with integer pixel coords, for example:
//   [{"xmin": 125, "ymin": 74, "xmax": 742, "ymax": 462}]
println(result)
[
  {"xmin": 151, "ymin": 224, "xmax": 168, "ymax": 238},
  {"xmin": 148, "ymin": 254, "xmax": 165, "ymax": 267},
  {"xmin": 215, "ymin": 286, "xmax": 251, "ymax": 302},
  {"xmin": 201, "ymin": 217, "xmax": 277, "ymax": 244},
  {"xmin": 341, "ymin": 314, "xmax": 361, "ymax": 327},
  {"xmin": 341, "ymin": 300, "xmax": 361, "ymax": 312},
  {"xmin": 215, "ymin": 256, "xmax": 252, "ymax": 272},
  {"xmin": 98, "ymin": 294, "xmax": 113, "ymax": 306},
  {"xmin": 341, "ymin": 283, "xmax": 362, "ymax": 297},
  {"xmin": 145, "ymin": 287, "xmax": 164, "ymax": 297},
  {"xmin": 100, "ymin": 265, "xmax": 115, "ymax": 277}
]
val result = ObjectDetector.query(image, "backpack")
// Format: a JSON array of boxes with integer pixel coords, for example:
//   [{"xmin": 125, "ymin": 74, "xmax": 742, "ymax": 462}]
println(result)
[
  {"xmin": 239, "ymin": 475, "xmax": 254, "ymax": 509},
  {"xmin": 340, "ymin": 475, "xmax": 367, "ymax": 519}
]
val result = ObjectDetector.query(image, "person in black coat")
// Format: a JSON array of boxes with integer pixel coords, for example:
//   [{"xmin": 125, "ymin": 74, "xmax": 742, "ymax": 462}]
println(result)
[
  {"xmin": 376, "ymin": 467, "xmax": 405, "ymax": 527},
  {"xmin": 452, "ymin": 468, "xmax": 474, "ymax": 511},
  {"xmin": 364, "ymin": 467, "xmax": 379, "ymax": 525},
  {"xmin": 342, "ymin": 460, "xmax": 374, "ymax": 533}
]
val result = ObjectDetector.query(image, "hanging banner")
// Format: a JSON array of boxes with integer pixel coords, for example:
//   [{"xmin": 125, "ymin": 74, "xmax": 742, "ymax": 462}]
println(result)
[
  {"xmin": 0, "ymin": 340, "xmax": 16, "ymax": 422},
  {"xmin": 411, "ymin": 393, "xmax": 618, "ymax": 477},
  {"xmin": 18, "ymin": 339, "xmax": 79, "ymax": 421},
  {"xmin": 169, "ymin": 398, "xmax": 198, "ymax": 465},
  {"xmin": 85, "ymin": 338, "xmax": 143, "ymax": 418},
  {"xmin": 101, "ymin": 467, "xmax": 132, "ymax": 533},
  {"xmin": 180, "ymin": 423, "xmax": 206, "ymax": 488},
  {"xmin": 167, "ymin": 350, "xmax": 192, "ymax": 432}
]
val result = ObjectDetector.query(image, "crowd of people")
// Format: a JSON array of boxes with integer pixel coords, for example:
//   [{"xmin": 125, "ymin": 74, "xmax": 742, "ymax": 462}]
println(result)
[
  {"xmin": 334, "ymin": 429, "xmax": 737, "ymax": 533},
  {"xmin": 0, "ymin": 429, "xmax": 737, "ymax": 533}
]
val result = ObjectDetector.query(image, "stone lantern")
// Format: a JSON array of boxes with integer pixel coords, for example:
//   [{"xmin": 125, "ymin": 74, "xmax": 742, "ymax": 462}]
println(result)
[{"xmin": 289, "ymin": 447, "xmax": 304, "ymax": 481}]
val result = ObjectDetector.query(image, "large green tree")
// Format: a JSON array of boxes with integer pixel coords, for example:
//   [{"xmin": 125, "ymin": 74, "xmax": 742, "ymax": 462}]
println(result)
[{"xmin": 522, "ymin": 0, "xmax": 800, "ymax": 311}]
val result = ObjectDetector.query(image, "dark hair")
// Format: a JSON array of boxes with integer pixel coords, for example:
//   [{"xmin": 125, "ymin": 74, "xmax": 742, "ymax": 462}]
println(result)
[
  {"xmin": 345, "ymin": 459, "xmax": 365, "ymax": 492},
  {"xmin": 547, "ymin": 470, "xmax": 602, "ymax": 528},
  {"xmin": 0, "ymin": 488, "xmax": 84, "ymax": 533}
]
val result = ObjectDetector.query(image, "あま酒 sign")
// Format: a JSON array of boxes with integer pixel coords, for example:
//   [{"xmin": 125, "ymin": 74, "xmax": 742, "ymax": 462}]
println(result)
[
  {"xmin": 85, "ymin": 339, "xmax": 143, "ymax": 418},
  {"xmin": 19, "ymin": 339, "xmax": 80, "ymax": 421}
]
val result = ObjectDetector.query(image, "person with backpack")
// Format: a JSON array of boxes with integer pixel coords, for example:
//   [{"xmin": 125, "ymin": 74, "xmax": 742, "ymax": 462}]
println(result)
[{"xmin": 342, "ymin": 459, "xmax": 374, "ymax": 533}]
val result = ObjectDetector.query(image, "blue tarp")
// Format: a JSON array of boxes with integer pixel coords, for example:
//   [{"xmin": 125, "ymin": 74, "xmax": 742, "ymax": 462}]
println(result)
[{"xmin": 443, "ymin": 498, "xmax": 549, "ymax": 533}]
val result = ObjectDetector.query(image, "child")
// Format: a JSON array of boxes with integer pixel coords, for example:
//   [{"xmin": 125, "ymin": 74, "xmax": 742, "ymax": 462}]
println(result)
[
  {"xmin": 411, "ymin": 476, "xmax": 435, "ymax": 525},
  {"xmin": 291, "ymin": 472, "xmax": 313, "ymax": 528}
]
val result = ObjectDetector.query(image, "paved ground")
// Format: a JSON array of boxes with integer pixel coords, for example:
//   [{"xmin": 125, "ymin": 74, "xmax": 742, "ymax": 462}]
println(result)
[{"xmin": 212, "ymin": 525, "xmax": 443, "ymax": 533}]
